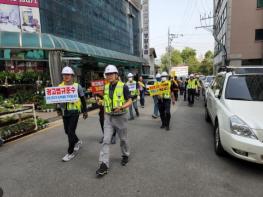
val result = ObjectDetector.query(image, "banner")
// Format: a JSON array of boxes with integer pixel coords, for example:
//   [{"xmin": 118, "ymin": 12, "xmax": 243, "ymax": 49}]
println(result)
[
  {"xmin": 148, "ymin": 82, "xmax": 170, "ymax": 96},
  {"xmin": 45, "ymin": 86, "xmax": 79, "ymax": 104},
  {"xmin": 0, "ymin": 0, "xmax": 41, "ymax": 33},
  {"xmin": 0, "ymin": 0, "xmax": 39, "ymax": 7},
  {"xmin": 91, "ymin": 80, "xmax": 105, "ymax": 95},
  {"xmin": 20, "ymin": 5, "xmax": 41, "ymax": 33},
  {"xmin": 0, "ymin": 4, "xmax": 21, "ymax": 32}
]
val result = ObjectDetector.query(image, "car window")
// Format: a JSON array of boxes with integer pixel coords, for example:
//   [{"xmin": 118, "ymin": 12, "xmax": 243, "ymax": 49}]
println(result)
[
  {"xmin": 225, "ymin": 75, "xmax": 263, "ymax": 101},
  {"xmin": 211, "ymin": 76, "xmax": 225, "ymax": 95},
  {"xmin": 147, "ymin": 81, "xmax": 155, "ymax": 85}
]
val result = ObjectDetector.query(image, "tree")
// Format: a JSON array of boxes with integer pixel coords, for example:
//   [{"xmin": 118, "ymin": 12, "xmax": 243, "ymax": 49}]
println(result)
[
  {"xmin": 199, "ymin": 50, "xmax": 214, "ymax": 75},
  {"xmin": 171, "ymin": 49, "xmax": 183, "ymax": 65},
  {"xmin": 181, "ymin": 47, "xmax": 197, "ymax": 64}
]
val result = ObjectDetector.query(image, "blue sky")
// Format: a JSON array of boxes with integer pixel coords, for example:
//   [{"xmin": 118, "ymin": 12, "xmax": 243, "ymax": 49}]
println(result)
[{"xmin": 149, "ymin": 0, "xmax": 214, "ymax": 60}]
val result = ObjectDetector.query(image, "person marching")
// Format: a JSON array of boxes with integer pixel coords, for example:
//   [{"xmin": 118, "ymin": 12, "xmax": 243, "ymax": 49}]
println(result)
[
  {"xmin": 96, "ymin": 94, "xmax": 117, "ymax": 144},
  {"xmin": 187, "ymin": 74, "xmax": 197, "ymax": 106},
  {"xmin": 138, "ymin": 76, "xmax": 146, "ymax": 108},
  {"xmin": 57, "ymin": 66, "xmax": 88, "ymax": 162},
  {"xmin": 157, "ymin": 72, "xmax": 175, "ymax": 131},
  {"xmin": 184, "ymin": 76, "xmax": 189, "ymax": 101},
  {"xmin": 171, "ymin": 75, "xmax": 180, "ymax": 101},
  {"xmin": 126, "ymin": 73, "xmax": 140, "ymax": 120},
  {"xmin": 195, "ymin": 75, "xmax": 202, "ymax": 100},
  {"xmin": 152, "ymin": 73, "xmax": 161, "ymax": 118},
  {"xmin": 96, "ymin": 65, "xmax": 132, "ymax": 177}
]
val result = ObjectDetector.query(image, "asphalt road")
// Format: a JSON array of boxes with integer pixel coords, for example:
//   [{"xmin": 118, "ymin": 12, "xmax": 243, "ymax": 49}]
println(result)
[{"xmin": 1, "ymin": 96, "xmax": 263, "ymax": 197}]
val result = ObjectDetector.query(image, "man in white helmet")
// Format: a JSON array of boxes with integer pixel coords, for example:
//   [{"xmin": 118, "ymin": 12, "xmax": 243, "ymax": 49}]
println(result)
[
  {"xmin": 57, "ymin": 66, "xmax": 88, "ymax": 162},
  {"xmin": 96, "ymin": 65, "xmax": 132, "ymax": 177},
  {"xmin": 126, "ymin": 72, "xmax": 140, "ymax": 120},
  {"xmin": 187, "ymin": 74, "xmax": 198, "ymax": 106},
  {"xmin": 157, "ymin": 71, "xmax": 175, "ymax": 131}
]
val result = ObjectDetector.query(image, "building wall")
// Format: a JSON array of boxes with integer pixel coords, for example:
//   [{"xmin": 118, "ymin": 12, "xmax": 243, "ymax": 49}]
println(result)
[
  {"xmin": 230, "ymin": 0, "xmax": 263, "ymax": 62},
  {"xmin": 214, "ymin": 0, "xmax": 263, "ymax": 68},
  {"xmin": 39, "ymin": 0, "xmax": 141, "ymax": 57}
]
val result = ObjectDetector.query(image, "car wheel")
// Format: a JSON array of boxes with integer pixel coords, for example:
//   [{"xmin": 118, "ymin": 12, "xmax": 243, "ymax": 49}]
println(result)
[
  {"xmin": 214, "ymin": 123, "xmax": 225, "ymax": 156},
  {"xmin": 205, "ymin": 107, "xmax": 211, "ymax": 122}
]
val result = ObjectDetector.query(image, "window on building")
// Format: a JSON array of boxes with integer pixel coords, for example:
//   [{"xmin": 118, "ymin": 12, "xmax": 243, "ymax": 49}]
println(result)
[
  {"xmin": 255, "ymin": 29, "xmax": 263, "ymax": 40},
  {"xmin": 257, "ymin": 0, "xmax": 263, "ymax": 8}
]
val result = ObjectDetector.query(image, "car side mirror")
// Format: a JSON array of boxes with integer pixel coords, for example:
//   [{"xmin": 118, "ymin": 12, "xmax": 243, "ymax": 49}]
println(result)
[{"xmin": 214, "ymin": 89, "xmax": 220, "ymax": 98}]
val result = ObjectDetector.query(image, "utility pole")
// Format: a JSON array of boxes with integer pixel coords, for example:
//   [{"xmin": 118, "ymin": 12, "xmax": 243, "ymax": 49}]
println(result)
[
  {"xmin": 195, "ymin": 13, "xmax": 228, "ymax": 71},
  {"xmin": 167, "ymin": 28, "xmax": 183, "ymax": 69}
]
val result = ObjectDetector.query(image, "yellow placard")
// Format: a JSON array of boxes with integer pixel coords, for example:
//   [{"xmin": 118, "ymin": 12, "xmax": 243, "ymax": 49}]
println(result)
[{"xmin": 148, "ymin": 82, "xmax": 170, "ymax": 96}]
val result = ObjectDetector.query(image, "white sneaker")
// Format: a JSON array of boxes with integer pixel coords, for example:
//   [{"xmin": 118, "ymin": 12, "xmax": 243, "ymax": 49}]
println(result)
[
  {"xmin": 62, "ymin": 153, "xmax": 75, "ymax": 162},
  {"xmin": 74, "ymin": 140, "xmax": 82, "ymax": 151}
]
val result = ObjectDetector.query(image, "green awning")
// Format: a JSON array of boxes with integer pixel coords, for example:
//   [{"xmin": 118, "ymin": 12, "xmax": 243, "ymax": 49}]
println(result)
[{"xmin": 0, "ymin": 31, "xmax": 145, "ymax": 64}]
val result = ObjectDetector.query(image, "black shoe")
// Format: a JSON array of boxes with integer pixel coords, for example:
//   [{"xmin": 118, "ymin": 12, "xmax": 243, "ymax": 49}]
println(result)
[
  {"xmin": 96, "ymin": 163, "xmax": 108, "ymax": 177},
  {"xmin": 121, "ymin": 155, "xmax": 129, "ymax": 166},
  {"xmin": 135, "ymin": 110, "xmax": 140, "ymax": 117},
  {"xmin": 166, "ymin": 126, "xmax": 170, "ymax": 131},
  {"xmin": 128, "ymin": 117, "xmax": 135, "ymax": 121},
  {"xmin": 160, "ymin": 125, "xmax": 165, "ymax": 129},
  {"xmin": 111, "ymin": 136, "xmax": 116, "ymax": 144},
  {"xmin": 99, "ymin": 137, "xmax": 103, "ymax": 144}
]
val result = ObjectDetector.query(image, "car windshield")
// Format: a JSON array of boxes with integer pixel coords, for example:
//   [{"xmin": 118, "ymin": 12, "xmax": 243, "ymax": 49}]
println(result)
[{"xmin": 225, "ymin": 75, "xmax": 263, "ymax": 101}]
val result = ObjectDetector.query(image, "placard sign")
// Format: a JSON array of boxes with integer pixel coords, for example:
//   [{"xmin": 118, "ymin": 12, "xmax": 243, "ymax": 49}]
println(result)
[
  {"xmin": 45, "ymin": 86, "xmax": 78, "ymax": 104},
  {"xmin": 127, "ymin": 83, "xmax": 137, "ymax": 92},
  {"xmin": 91, "ymin": 80, "xmax": 105, "ymax": 95},
  {"xmin": 148, "ymin": 82, "xmax": 170, "ymax": 96}
]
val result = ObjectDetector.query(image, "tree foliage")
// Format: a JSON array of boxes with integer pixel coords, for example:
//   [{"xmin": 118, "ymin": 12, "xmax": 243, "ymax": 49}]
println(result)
[{"xmin": 160, "ymin": 47, "xmax": 214, "ymax": 75}]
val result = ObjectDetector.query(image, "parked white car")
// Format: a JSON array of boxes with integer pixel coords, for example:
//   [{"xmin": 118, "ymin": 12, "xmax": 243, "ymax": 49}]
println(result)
[{"xmin": 205, "ymin": 67, "xmax": 263, "ymax": 164}]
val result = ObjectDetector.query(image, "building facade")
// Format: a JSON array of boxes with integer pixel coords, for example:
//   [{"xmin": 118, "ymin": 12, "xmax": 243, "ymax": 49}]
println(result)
[
  {"xmin": 214, "ymin": 0, "xmax": 263, "ymax": 71},
  {"xmin": 0, "ymin": 0, "xmax": 144, "ymax": 86}
]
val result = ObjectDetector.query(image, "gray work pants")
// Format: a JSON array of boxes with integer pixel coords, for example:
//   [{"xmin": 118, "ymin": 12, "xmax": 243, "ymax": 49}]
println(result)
[
  {"xmin": 99, "ymin": 113, "xmax": 130, "ymax": 167},
  {"xmin": 129, "ymin": 99, "xmax": 138, "ymax": 118}
]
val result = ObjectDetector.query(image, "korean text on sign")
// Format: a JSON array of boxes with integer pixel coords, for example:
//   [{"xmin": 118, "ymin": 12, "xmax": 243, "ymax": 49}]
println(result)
[
  {"xmin": 91, "ymin": 80, "xmax": 105, "ymax": 95},
  {"xmin": 148, "ymin": 82, "xmax": 170, "ymax": 96},
  {"xmin": 45, "ymin": 86, "xmax": 79, "ymax": 104}
]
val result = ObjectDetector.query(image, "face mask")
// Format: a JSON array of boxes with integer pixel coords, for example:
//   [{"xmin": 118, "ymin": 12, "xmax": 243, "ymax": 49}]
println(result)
[
  {"xmin": 161, "ymin": 77, "xmax": 167, "ymax": 81},
  {"xmin": 128, "ymin": 77, "xmax": 133, "ymax": 82}
]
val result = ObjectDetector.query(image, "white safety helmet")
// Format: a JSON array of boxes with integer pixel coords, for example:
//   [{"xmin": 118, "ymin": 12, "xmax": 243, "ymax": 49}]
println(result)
[
  {"xmin": 62, "ymin": 66, "xmax": 74, "ymax": 75},
  {"xmin": 190, "ymin": 74, "xmax": 194, "ymax": 78},
  {"xmin": 161, "ymin": 71, "xmax": 169, "ymax": 77},
  {"xmin": 104, "ymin": 64, "xmax": 118, "ymax": 74},
  {"xmin": 155, "ymin": 73, "xmax": 161, "ymax": 78},
  {"xmin": 127, "ymin": 73, "xmax": 134, "ymax": 78}
]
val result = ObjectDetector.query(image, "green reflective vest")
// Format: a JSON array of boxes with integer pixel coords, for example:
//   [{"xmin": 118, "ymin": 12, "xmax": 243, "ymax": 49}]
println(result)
[
  {"xmin": 104, "ymin": 81, "xmax": 127, "ymax": 114},
  {"xmin": 162, "ymin": 81, "xmax": 171, "ymax": 99},
  {"xmin": 187, "ymin": 79, "xmax": 197, "ymax": 89},
  {"xmin": 59, "ymin": 82, "xmax": 81, "ymax": 112}
]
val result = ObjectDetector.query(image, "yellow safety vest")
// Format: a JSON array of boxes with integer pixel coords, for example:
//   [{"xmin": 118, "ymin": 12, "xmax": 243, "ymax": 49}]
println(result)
[
  {"xmin": 187, "ymin": 79, "xmax": 197, "ymax": 89},
  {"xmin": 104, "ymin": 81, "xmax": 127, "ymax": 114},
  {"xmin": 161, "ymin": 81, "xmax": 171, "ymax": 99},
  {"xmin": 59, "ymin": 82, "xmax": 81, "ymax": 112}
]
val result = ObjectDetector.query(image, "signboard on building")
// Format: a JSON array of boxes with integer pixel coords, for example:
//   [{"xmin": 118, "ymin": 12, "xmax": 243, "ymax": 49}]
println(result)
[
  {"xmin": 45, "ymin": 86, "xmax": 79, "ymax": 104},
  {"xmin": 0, "ymin": 0, "xmax": 41, "ymax": 33},
  {"xmin": 142, "ymin": 0, "xmax": 149, "ymax": 57},
  {"xmin": 170, "ymin": 66, "xmax": 189, "ymax": 77}
]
